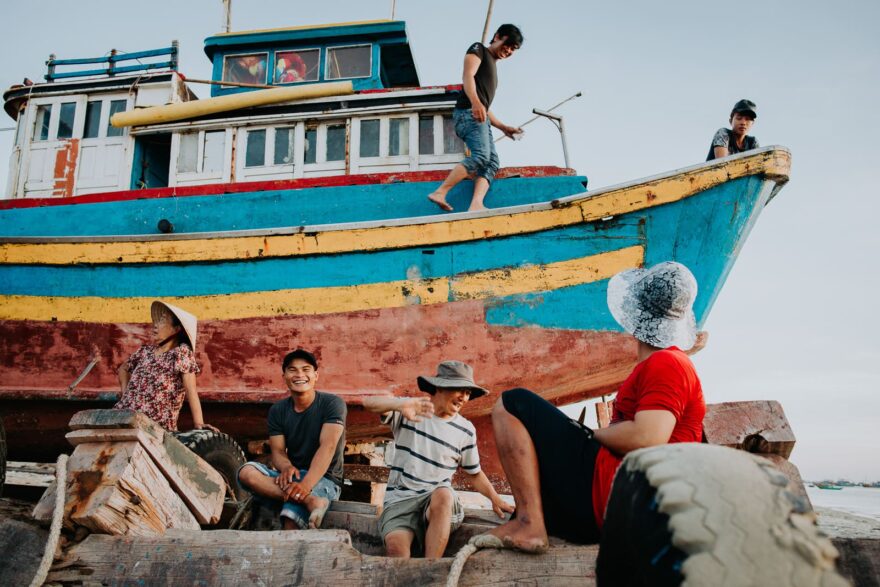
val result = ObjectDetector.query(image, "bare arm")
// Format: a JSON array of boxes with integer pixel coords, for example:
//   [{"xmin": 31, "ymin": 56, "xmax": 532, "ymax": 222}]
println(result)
[
  {"xmin": 362, "ymin": 396, "xmax": 434, "ymax": 421},
  {"xmin": 182, "ymin": 372, "xmax": 218, "ymax": 432},
  {"xmin": 713, "ymin": 146, "xmax": 729, "ymax": 159},
  {"xmin": 117, "ymin": 363, "xmax": 130, "ymax": 393},
  {"xmin": 269, "ymin": 434, "xmax": 299, "ymax": 494},
  {"xmin": 462, "ymin": 53, "xmax": 486, "ymax": 122},
  {"xmin": 487, "ymin": 110, "xmax": 520, "ymax": 139},
  {"xmin": 286, "ymin": 422, "xmax": 344, "ymax": 502},
  {"xmin": 592, "ymin": 409, "xmax": 677, "ymax": 456},
  {"xmin": 466, "ymin": 470, "xmax": 515, "ymax": 518}
]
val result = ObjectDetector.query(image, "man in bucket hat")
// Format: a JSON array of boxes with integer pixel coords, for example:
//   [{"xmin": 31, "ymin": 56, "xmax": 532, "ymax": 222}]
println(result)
[
  {"xmin": 706, "ymin": 98, "xmax": 760, "ymax": 160},
  {"xmin": 364, "ymin": 361, "xmax": 514, "ymax": 558},
  {"xmin": 483, "ymin": 261, "xmax": 706, "ymax": 552}
]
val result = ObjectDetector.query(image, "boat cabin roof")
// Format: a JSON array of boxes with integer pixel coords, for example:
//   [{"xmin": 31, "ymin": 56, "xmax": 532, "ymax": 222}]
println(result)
[{"xmin": 203, "ymin": 20, "xmax": 419, "ymax": 97}]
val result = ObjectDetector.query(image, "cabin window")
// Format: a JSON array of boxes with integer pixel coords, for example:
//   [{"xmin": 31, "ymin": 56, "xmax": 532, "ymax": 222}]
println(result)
[
  {"xmin": 245, "ymin": 129, "xmax": 266, "ymax": 167},
  {"xmin": 57, "ymin": 102, "xmax": 76, "ymax": 139},
  {"xmin": 274, "ymin": 49, "xmax": 320, "ymax": 83},
  {"xmin": 178, "ymin": 132, "xmax": 199, "ymax": 173},
  {"xmin": 203, "ymin": 131, "xmax": 226, "ymax": 172},
  {"xmin": 304, "ymin": 127, "xmax": 317, "ymax": 164},
  {"xmin": 359, "ymin": 119, "xmax": 380, "ymax": 157},
  {"xmin": 34, "ymin": 105, "xmax": 52, "ymax": 141},
  {"xmin": 326, "ymin": 45, "xmax": 371, "ymax": 80},
  {"xmin": 443, "ymin": 115, "xmax": 464, "ymax": 154},
  {"xmin": 274, "ymin": 127, "xmax": 295, "ymax": 165},
  {"xmin": 83, "ymin": 101, "xmax": 102, "ymax": 139},
  {"xmin": 389, "ymin": 118, "xmax": 409, "ymax": 156},
  {"xmin": 419, "ymin": 116, "xmax": 434, "ymax": 155},
  {"xmin": 223, "ymin": 52, "xmax": 268, "ymax": 85},
  {"xmin": 106, "ymin": 100, "xmax": 127, "ymax": 137},
  {"xmin": 326, "ymin": 124, "xmax": 346, "ymax": 161}
]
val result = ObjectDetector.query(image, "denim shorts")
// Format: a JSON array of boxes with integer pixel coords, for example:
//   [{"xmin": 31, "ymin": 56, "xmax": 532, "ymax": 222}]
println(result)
[
  {"xmin": 453, "ymin": 107, "xmax": 500, "ymax": 183},
  {"xmin": 237, "ymin": 461, "xmax": 341, "ymax": 529}
]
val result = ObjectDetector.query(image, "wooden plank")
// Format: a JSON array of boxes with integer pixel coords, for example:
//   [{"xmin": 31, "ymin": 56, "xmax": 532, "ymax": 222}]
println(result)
[
  {"xmin": 66, "ymin": 417, "xmax": 225, "ymax": 524},
  {"xmin": 65, "ymin": 441, "xmax": 199, "ymax": 536},
  {"xmin": 48, "ymin": 530, "xmax": 599, "ymax": 586},
  {"xmin": 343, "ymin": 463, "xmax": 492, "ymax": 492},
  {"xmin": 703, "ymin": 401, "xmax": 796, "ymax": 458}
]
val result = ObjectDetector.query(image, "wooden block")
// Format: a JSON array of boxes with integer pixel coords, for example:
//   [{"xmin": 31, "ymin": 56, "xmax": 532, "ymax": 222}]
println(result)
[
  {"xmin": 69, "ymin": 409, "xmax": 164, "ymax": 433},
  {"xmin": 66, "ymin": 424, "xmax": 225, "ymax": 525},
  {"xmin": 65, "ymin": 441, "xmax": 198, "ymax": 536},
  {"xmin": 703, "ymin": 400, "xmax": 796, "ymax": 459}
]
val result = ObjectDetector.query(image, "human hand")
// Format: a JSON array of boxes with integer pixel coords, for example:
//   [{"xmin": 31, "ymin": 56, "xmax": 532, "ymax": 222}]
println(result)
[
  {"xmin": 401, "ymin": 397, "xmax": 434, "ymax": 422},
  {"xmin": 275, "ymin": 465, "xmax": 300, "ymax": 492},
  {"xmin": 492, "ymin": 496, "xmax": 515, "ymax": 519},
  {"xmin": 284, "ymin": 478, "xmax": 313, "ymax": 503},
  {"xmin": 471, "ymin": 103, "xmax": 487, "ymax": 123},
  {"xmin": 502, "ymin": 125, "xmax": 522, "ymax": 139},
  {"xmin": 194, "ymin": 422, "xmax": 220, "ymax": 433}
]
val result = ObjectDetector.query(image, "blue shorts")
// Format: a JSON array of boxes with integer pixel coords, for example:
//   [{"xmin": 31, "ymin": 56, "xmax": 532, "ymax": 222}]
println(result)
[{"xmin": 237, "ymin": 461, "xmax": 341, "ymax": 529}]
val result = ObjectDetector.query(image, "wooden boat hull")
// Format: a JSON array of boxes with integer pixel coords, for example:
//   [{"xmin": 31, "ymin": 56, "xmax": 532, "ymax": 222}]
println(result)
[{"xmin": 0, "ymin": 149, "xmax": 791, "ymax": 471}]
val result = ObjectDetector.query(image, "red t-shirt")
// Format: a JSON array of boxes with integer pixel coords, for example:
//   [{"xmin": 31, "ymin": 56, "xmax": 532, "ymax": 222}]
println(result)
[{"xmin": 591, "ymin": 347, "xmax": 705, "ymax": 528}]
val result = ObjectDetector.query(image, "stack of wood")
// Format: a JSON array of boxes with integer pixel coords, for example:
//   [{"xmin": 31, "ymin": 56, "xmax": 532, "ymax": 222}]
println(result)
[{"xmin": 32, "ymin": 409, "xmax": 225, "ymax": 536}]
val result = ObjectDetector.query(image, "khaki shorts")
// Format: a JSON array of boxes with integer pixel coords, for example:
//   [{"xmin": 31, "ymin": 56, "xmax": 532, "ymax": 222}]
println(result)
[{"xmin": 378, "ymin": 489, "xmax": 465, "ymax": 555}]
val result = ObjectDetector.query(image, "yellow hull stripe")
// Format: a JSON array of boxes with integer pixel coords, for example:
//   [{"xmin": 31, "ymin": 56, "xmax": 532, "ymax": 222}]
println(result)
[
  {"xmin": 0, "ymin": 246, "xmax": 643, "ymax": 323},
  {"xmin": 0, "ymin": 149, "xmax": 789, "ymax": 266}
]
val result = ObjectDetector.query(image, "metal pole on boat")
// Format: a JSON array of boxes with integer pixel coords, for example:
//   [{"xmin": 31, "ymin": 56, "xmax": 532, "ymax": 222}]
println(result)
[
  {"xmin": 533, "ymin": 108, "xmax": 571, "ymax": 169},
  {"xmin": 481, "ymin": 0, "xmax": 496, "ymax": 44},
  {"xmin": 222, "ymin": 0, "xmax": 232, "ymax": 33},
  {"xmin": 390, "ymin": 0, "xmax": 397, "ymax": 19},
  {"xmin": 495, "ymin": 91, "xmax": 582, "ymax": 143}
]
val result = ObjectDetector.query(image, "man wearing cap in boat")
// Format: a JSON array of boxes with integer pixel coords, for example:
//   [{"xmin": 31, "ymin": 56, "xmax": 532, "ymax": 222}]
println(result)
[
  {"xmin": 363, "ymin": 361, "xmax": 514, "ymax": 558},
  {"xmin": 237, "ymin": 349, "xmax": 346, "ymax": 530},
  {"xmin": 427, "ymin": 24, "xmax": 524, "ymax": 212},
  {"xmin": 706, "ymin": 99, "xmax": 760, "ymax": 160},
  {"xmin": 482, "ymin": 262, "xmax": 705, "ymax": 552}
]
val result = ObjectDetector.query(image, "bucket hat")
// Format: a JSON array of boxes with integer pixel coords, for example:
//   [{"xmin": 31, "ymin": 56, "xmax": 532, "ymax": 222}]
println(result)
[
  {"xmin": 151, "ymin": 300, "xmax": 198, "ymax": 351},
  {"xmin": 607, "ymin": 262, "xmax": 698, "ymax": 350},
  {"xmin": 417, "ymin": 361, "xmax": 489, "ymax": 400},
  {"xmin": 731, "ymin": 99, "xmax": 757, "ymax": 119}
]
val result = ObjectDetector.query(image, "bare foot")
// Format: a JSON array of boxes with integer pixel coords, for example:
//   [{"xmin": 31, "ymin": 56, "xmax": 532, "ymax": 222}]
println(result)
[
  {"xmin": 467, "ymin": 204, "xmax": 488, "ymax": 212},
  {"xmin": 486, "ymin": 518, "xmax": 549, "ymax": 553},
  {"xmin": 428, "ymin": 192, "xmax": 453, "ymax": 212},
  {"xmin": 308, "ymin": 497, "xmax": 330, "ymax": 529}
]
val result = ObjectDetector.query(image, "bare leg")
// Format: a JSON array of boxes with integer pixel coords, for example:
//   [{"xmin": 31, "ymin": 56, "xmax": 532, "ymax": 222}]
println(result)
[
  {"xmin": 427, "ymin": 164, "xmax": 469, "ymax": 211},
  {"xmin": 238, "ymin": 464, "xmax": 287, "ymax": 501},
  {"xmin": 468, "ymin": 177, "xmax": 490, "ymax": 211},
  {"xmin": 486, "ymin": 398, "xmax": 550, "ymax": 552},
  {"xmin": 424, "ymin": 488, "xmax": 454, "ymax": 558},
  {"xmin": 384, "ymin": 529, "xmax": 415, "ymax": 558},
  {"xmin": 305, "ymin": 494, "xmax": 330, "ymax": 528}
]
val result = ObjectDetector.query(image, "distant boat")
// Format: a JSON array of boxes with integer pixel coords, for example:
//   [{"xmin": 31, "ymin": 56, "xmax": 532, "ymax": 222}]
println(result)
[{"xmin": 815, "ymin": 483, "xmax": 844, "ymax": 490}]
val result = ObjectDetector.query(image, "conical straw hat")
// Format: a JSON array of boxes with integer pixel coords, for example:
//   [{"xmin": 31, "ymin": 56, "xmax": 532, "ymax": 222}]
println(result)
[{"xmin": 151, "ymin": 300, "xmax": 198, "ymax": 351}]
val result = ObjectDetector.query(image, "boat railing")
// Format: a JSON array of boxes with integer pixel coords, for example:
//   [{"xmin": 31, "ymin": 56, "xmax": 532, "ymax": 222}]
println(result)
[{"xmin": 45, "ymin": 42, "xmax": 179, "ymax": 82}]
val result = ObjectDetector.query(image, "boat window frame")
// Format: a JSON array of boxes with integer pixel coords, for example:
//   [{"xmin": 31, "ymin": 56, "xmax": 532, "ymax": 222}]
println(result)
[
  {"xmin": 416, "ymin": 113, "xmax": 466, "ymax": 166},
  {"xmin": 273, "ymin": 47, "xmax": 321, "ymax": 85},
  {"xmin": 171, "ymin": 127, "xmax": 233, "ymax": 185},
  {"xmin": 324, "ymin": 43, "xmax": 373, "ymax": 81},
  {"xmin": 236, "ymin": 123, "xmax": 302, "ymax": 181},
  {"xmin": 221, "ymin": 51, "xmax": 270, "ymax": 86},
  {"xmin": 350, "ymin": 114, "xmax": 418, "ymax": 174},
  {"xmin": 302, "ymin": 120, "xmax": 349, "ymax": 176}
]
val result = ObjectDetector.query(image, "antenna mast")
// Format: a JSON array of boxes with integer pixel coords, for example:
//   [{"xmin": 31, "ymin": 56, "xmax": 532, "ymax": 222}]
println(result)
[
  {"xmin": 222, "ymin": 0, "xmax": 232, "ymax": 33},
  {"xmin": 481, "ymin": 0, "xmax": 495, "ymax": 44}
]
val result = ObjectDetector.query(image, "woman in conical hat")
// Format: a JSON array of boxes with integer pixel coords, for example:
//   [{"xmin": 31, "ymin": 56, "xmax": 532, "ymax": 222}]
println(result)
[{"xmin": 114, "ymin": 301, "xmax": 217, "ymax": 432}]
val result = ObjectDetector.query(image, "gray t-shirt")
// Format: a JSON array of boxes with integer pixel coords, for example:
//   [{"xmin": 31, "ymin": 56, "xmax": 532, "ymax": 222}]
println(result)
[
  {"xmin": 267, "ymin": 391, "xmax": 346, "ymax": 486},
  {"xmin": 455, "ymin": 42, "xmax": 498, "ymax": 110},
  {"xmin": 706, "ymin": 128, "xmax": 759, "ymax": 161}
]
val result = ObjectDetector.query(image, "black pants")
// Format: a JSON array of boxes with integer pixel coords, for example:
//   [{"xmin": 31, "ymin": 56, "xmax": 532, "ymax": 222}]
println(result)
[{"xmin": 501, "ymin": 388, "xmax": 602, "ymax": 544}]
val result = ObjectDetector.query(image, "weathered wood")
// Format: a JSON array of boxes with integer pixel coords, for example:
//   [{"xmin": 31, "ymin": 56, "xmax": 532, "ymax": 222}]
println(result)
[
  {"xmin": 0, "ymin": 519, "xmax": 49, "ymax": 587},
  {"xmin": 69, "ymin": 408, "xmax": 163, "ymax": 432},
  {"xmin": 66, "ymin": 425, "xmax": 225, "ymax": 524},
  {"xmin": 762, "ymin": 454, "xmax": 812, "ymax": 509},
  {"xmin": 831, "ymin": 538, "xmax": 880, "ymax": 587},
  {"xmin": 56, "ymin": 441, "xmax": 198, "ymax": 536},
  {"xmin": 703, "ymin": 400, "xmax": 796, "ymax": 458},
  {"xmin": 343, "ymin": 463, "xmax": 501, "ymax": 493},
  {"xmin": 48, "ymin": 529, "xmax": 599, "ymax": 586}
]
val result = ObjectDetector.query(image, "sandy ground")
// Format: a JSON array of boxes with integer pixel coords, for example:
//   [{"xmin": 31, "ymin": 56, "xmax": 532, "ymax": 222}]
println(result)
[{"xmin": 814, "ymin": 506, "xmax": 880, "ymax": 539}]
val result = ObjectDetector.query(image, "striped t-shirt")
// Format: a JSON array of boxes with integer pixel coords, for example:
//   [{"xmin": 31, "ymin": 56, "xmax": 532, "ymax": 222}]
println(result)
[{"xmin": 383, "ymin": 411, "xmax": 481, "ymax": 507}]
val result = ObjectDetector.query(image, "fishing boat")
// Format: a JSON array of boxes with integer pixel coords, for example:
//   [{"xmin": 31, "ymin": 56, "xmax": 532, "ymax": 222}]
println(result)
[
  {"xmin": 815, "ymin": 483, "xmax": 844, "ymax": 490},
  {"xmin": 0, "ymin": 20, "xmax": 790, "ymax": 482}
]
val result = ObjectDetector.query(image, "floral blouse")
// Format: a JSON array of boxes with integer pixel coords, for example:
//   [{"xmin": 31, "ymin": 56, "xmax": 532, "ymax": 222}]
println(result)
[{"xmin": 114, "ymin": 344, "xmax": 200, "ymax": 431}]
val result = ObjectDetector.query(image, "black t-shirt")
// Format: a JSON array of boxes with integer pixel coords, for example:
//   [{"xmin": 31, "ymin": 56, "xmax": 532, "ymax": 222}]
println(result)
[
  {"xmin": 706, "ymin": 128, "xmax": 759, "ymax": 161},
  {"xmin": 267, "ymin": 391, "xmax": 346, "ymax": 486},
  {"xmin": 455, "ymin": 42, "xmax": 498, "ymax": 110}
]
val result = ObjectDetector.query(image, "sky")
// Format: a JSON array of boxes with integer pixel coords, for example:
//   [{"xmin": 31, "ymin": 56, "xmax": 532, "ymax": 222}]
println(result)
[{"xmin": 1, "ymin": 0, "xmax": 878, "ymax": 481}]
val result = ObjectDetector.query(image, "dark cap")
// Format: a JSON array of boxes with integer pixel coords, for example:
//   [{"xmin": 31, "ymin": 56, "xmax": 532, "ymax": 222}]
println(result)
[
  {"xmin": 282, "ymin": 348, "xmax": 318, "ymax": 371},
  {"xmin": 731, "ymin": 99, "xmax": 757, "ymax": 119}
]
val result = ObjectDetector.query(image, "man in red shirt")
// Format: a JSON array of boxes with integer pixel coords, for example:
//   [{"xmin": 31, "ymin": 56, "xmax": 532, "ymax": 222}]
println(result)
[{"xmin": 484, "ymin": 261, "xmax": 705, "ymax": 551}]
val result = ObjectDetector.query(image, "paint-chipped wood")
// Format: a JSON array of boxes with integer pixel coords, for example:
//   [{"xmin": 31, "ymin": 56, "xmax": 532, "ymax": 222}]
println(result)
[
  {"xmin": 47, "ymin": 529, "xmax": 599, "ymax": 586},
  {"xmin": 703, "ymin": 400, "xmax": 796, "ymax": 458}
]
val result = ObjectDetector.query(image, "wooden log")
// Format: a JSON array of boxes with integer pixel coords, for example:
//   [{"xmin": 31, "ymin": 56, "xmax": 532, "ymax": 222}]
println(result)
[
  {"xmin": 703, "ymin": 400, "xmax": 796, "ymax": 458},
  {"xmin": 61, "ymin": 441, "xmax": 198, "ymax": 536},
  {"xmin": 47, "ymin": 529, "xmax": 599, "ymax": 586},
  {"xmin": 66, "ymin": 426, "xmax": 224, "ymax": 524}
]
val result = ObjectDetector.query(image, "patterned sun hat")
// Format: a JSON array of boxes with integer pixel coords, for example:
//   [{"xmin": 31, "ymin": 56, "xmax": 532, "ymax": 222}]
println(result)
[{"xmin": 606, "ymin": 262, "xmax": 698, "ymax": 350}]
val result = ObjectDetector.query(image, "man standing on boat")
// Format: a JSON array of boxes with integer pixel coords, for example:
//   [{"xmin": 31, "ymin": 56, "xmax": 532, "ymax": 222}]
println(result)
[
  {"xmin": 483, "ymin": 262, "xmax": 705, "ymax": 552},
  {"xmin": 706, "ymin": 99, "xmax": 759, "ymax": 160},
  {"xmin": 428, "ymin": 24, "xmax": 524, "ymax": 212},
  {"xmin": 237, "ymin": 349, "xmax": 346, "ymax": 530},
  {"xmin": 364, "ymin": 361, "xmax": 514, "ymax": 558}
]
